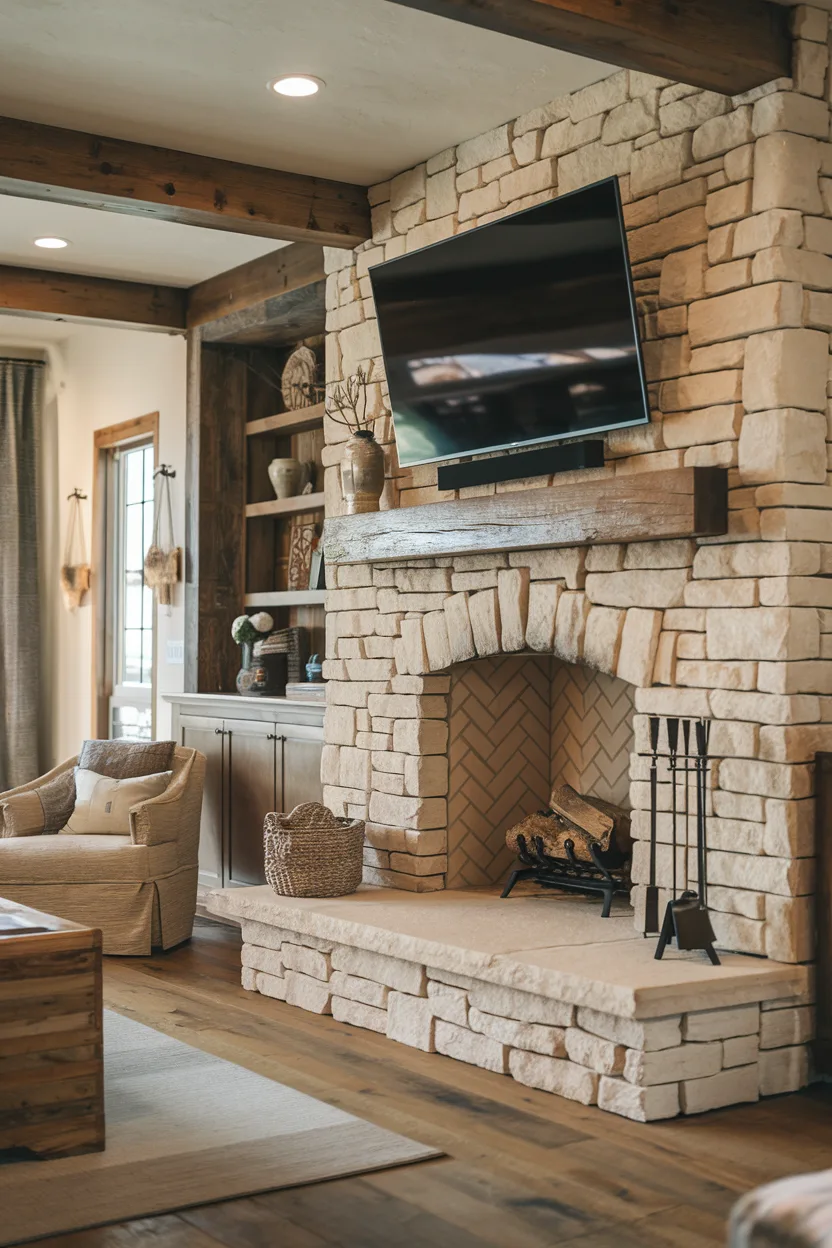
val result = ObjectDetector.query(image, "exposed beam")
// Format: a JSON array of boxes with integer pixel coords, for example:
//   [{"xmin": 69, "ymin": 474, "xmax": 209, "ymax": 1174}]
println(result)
[
  {"xmin": 0, "ymin": 116, "xmax": 371, "ymax": 248},
  {"xmin": 383, "ymin": 0, "xmax": 791, "ymax": 95},
  {"xmin": 187, "ymin": 243, "xmax": 325, "ymax": 329},
  {"xmin": 0, "ymin": 263, "xmax": 186, "ymax": 330}
]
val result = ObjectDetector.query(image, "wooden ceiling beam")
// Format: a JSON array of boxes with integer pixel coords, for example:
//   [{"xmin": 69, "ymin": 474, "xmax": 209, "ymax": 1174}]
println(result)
[
  {"xmin": 186, "ymin": 243, "xmax": 325, "ymax": 329},
  {"xmin": 0, "ymin": 264, "xmax": 186, "ymax": 330},
  {"xmin": 0, "ymin": 116, "xmax": 371, "ymax": 248},
  {"xmin": 383, "ymin": 0, "xmax": 791, "ymax": 95}
]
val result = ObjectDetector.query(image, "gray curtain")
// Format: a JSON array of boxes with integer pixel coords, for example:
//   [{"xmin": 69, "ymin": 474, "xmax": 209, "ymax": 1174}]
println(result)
[{"xmin": 0, "ymin": 358, "xmax": 44, "ymax": 789}]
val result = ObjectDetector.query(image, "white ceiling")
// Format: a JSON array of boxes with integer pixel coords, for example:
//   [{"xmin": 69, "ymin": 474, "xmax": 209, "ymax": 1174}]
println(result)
[
  {"xmin": 0, "ymin": 0, "xmax": 610, "ymax": 298},
  {"xmin": 0, "ymin": 196, "xmax": 284, "ymax": 286},
  {"xmin": 0, "ymin": 0, "xmax": 610, "ymax": 185}
]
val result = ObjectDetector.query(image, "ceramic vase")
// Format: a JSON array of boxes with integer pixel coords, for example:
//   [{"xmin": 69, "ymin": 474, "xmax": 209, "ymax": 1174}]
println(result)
[
  {"xmin": 268, "ymin": 457, "xmax": 308, "ymax": 499},
  {"xmin": 340, "ymin": 431, "xmax": 384, "ymax": 515}
]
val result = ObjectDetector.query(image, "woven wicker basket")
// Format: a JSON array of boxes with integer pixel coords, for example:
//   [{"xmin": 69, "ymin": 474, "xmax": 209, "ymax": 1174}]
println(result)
[{"xmin": 263, "ymin": 802, "xmax": 364, "ymax": 898}]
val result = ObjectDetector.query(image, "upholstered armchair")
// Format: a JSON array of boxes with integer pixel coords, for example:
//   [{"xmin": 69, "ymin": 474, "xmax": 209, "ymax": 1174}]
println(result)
[{"xmin": 0, "ymin": 745, "xmax": 205, "ymax": 955}]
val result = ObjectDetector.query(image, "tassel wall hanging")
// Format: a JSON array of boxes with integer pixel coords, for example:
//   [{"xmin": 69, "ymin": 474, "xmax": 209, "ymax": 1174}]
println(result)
[
  {"xmin": 143, "ymin": 465, "xmax": 181, "ymax": 609},
  {"xmin": 60, "ymin": 488, "xmax": 91, "ymax": 611}
]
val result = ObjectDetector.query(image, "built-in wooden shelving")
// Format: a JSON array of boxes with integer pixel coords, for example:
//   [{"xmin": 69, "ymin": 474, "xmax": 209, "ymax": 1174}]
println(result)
[
  {"xmin": 243, "ymin": 590, "xmax": 327, "ymax": 608},
  {"xmin": 246, "ymin": 492, "xmax": 326, "ymax": 520},
  {"xmin": 246, "ymin": 402, "xmax": 326, "ymax": 438}
]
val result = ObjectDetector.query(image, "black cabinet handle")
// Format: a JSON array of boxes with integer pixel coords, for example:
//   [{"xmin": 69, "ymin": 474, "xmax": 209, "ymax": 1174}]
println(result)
[
  {"xmin": 267, "ymin": 733, "xmax": 285, "ymax": 742},
  {"xmin": 214, "ymin": 728, "xmax": 223, "ymax": 736}
]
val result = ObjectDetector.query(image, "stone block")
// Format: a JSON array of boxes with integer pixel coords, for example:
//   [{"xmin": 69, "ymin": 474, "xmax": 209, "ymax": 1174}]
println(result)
[
  {"xmin": 403, "ymin": 753, "xmax": 448, "ymax": 798},
  {"xmin": 514, "ymin": 97, "xmax": 569, "ymax": 137},
  {"xmin": 597, "ymin": 1076, "xmax": 680, "ymax": 1121},
  {"xmin": 332, "ymin": 996, "xmax": 388, "ymax": 1034},
  {"xmin": 683, "ymin": 1004, "xmax": 759, "ymax": 1041},
  {"xmin": 525, "ymin": 581, "xmax": 562, "ymax": 651},
  {"xmin": 390, "ymin": 165, "xmax": 426, "ymax": 212},
  {"xmin": 338, "ymin": 746, "xmax": 372, "ymax": 791},
  {"xmin": 752, "ymin": 133, "xmax": 822, "ymax": 213},
  {"xmin": 422, "ymin": 610, "xmax": 451, "ymax": 672},
  {"xmin": 435, "ymin": 1020, "xmax": 507, "ymax": 1073},
  {"xmin": 285, "ymin": 970, "xmax": 332, "ymax": 1014},
  {"xmin": 509, "ymin": 547, "xmax": 586, "ymax": 587},
  {"xmin": 281, "ymin": 943, "xmax": 331, "ymax": 981},
  {"xmin": 723, "ymin": 1034, "xmax": 761, "ymax": 1068},
  {"xmin": 759, "ymin": 1044, "xmax": 810, "ymax": 1095},
  {"xmin": 583, "ymin": 606, "xmax": 626, "ymax": 676},
  {"xmin": 794, "ymin": 36, "xmax": 828, "ymax": 95},
  {"xmin": 426, "ymin": 168, "xmax": 457, "ymax": 220},
  {"xmin": 658, "ymin": 244, "xmax": 707, "ymax": 306},
  {"xmin": 241, "ymin": 965, "xmax": 257, "ymax": 991},
  {"xmin": 329, "ymin": 971, "xmax": 390, "ymax": 1008},
  {"xmin": 469, "ymin": 1007, "xmax": 566, "ymax": 1057},
  {"xmin": 255, "ymin": 970, "xmax": 287, "ymax": 1001},
  {"xmin": 331, "ymin": 946, "xmax": 426, "ymax": 994},
  {"xmin": 617, "ymin": 607, "xmax": 663, "ymax": 687},
  {"xmin": 603, "ymin": 94, "xmax": 658, "ymax": 145},
  {"xmin": 630, "ymin": 133, "xmax": 691, "ymax": 197},
  {"xmin": 720, "ymin": 756, "xmax": 813, "ymax": 800},
  {"xmin": 386, "ymin": 991, "xmax": 436, "ymax": 1051},
  {"xmin": 541, "ymin": 115, "xmax": 603, "ymax": 158},
  {"xmin": 681, "ymin": 1064, "xmax": 759, "ymax": 1114},
  {"xmin": 467, "ymin": 982, "xmax": 573, "ymax": 1026},
  {"xmin": 765, "ymin": 895, "xmax": 814, "ymax": 962},
  {"xmin": 569, "ymin": 70, "xmax": 629, "ymax": 121},
  {"xmin": 456, "ymin": 125, "xmax": 510, "ymax": 174},
  {"xmin": 692, "ymin": 107, "xmax": 754, "ymax": 160},
  {"xmin": 625, "ymin": 1042, "xmax": 722, "ymax": 1085},
  {"xmin": 759, "ymin": 1004, "xmax": 813, "ymax": 1049},
  {"xmin": 706, "ymin": 180, "xmax": 752, "ymax": 226},
  {"xmin": 743, "ymin": 329, "xmax": 828, "ymax": 414},
  {"xmin": 242, "ymin": 944, "xmax": 284, "ymax": 977},
  {"xmin": 733, "ymin": 208, "xmax": 803, "ymax": 257},
  {"xmin": 553, "ymin": 591, "xmax": 591, "ymax": 663},
  {"xmin": 325, "ymin": 704, "xmax": 357, "ymax": 747},
  {"xmin": 738, "ymin": 409, "xmax": 827, "ymax": 484},
  {"xmin": 576, "ymin": 1008, "xmax": 682, "ymax": 1052},
  {"xmin": 426, "ymin": 980, "xmax": 468, "ymax": 1025},
  {"xmin": 752, "ymin": 91, "xmax": 829, "ymax": 139},
  {"xmin": 565, "ymin": 1027, "xmax": 626, "ymax": 1075},
  {"xmin": 558, "ymin": 140, "xmax": 633, "ymax": 195},
  {"xmin": 662, "ymin": 404, "xmax": 742, "ymax": 448},
  {"xmin": 687, "ymin": 282, "xmax": 803, "ymax": 347},
  {"xmin": 368, "ymin": 791, "xmax": 445, "ymax": 830},
  {"xmin": 499, "ymin": 159, "xmax": 555, "ymax": 204},
  {"xmin": 586, "ymin": 569, "xmax": 688, "ymax": 610},
  {"xmin": 498, "ymin": 567, "xmax": 530, "ymax": 652},
  {"xmin": 660, "ymin": 370, "xmax": 741, "ymax": 412},
  {"xmin": 509, "ymin": 1050, "xmax": 599, "ymax": 1105},
  {"xmin": 469, "ymin": 589, "xmax": 502, "ymax": 656},
  {"xmin": 393, "ymin": 718, "xmax": 449, "ymax": 756},
  {"xmin": 443, "ymin": 592, "xmax": 476, "ymax": 664},
  {"xmin": 706, "ymin": 607, "xmax": 820, "ymax": 661}
]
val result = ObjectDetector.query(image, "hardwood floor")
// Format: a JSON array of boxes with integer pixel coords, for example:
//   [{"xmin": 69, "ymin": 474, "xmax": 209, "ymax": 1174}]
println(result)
[{"xmin": 33, "ymin": 919, "xmax": 832, "ymax": 1248}]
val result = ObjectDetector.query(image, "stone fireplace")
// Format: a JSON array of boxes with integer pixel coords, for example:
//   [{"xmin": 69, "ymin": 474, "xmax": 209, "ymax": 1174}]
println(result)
[{"xmin": 210, "ymin": 22, "xmax": 830, "ymax": 1119}]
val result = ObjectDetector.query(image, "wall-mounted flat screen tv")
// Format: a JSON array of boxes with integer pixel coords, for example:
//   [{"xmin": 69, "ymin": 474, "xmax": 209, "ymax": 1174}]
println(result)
[{"xmin": 370, "ymin": 176, "xmax": 649, "ymax": 470}]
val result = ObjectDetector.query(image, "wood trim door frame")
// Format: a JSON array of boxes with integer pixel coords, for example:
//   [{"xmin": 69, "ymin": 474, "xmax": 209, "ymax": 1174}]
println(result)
[{"xmin": 91, "ymin": 412, "xmax": 159, "ymax": 739}]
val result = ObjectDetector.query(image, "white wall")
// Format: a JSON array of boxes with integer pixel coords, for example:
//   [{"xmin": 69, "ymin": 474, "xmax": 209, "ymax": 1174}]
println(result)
[{"xmin": 0, "ymin": 317, "xmax": 187, "ymax": 768}]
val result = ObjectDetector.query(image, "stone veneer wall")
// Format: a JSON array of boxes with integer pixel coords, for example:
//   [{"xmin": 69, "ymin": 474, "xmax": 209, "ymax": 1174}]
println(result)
[{"xmin": 322, "ymin": 10, "xmax": 832, "ymax": 963}]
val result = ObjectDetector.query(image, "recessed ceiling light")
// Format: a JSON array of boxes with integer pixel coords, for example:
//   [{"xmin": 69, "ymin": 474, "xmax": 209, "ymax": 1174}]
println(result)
[
  {"xmin": 34, "ymin": 237, "xmax": 70, "ymax": 249},
  {"xmin": 269, "ymin": 75, "xmax": 324, "ymax": 98}
]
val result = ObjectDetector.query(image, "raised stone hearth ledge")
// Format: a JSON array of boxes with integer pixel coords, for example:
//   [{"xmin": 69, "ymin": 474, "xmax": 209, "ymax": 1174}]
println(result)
[
  {"xmin": 209, "ymin": 886, "xmax": 812, "ymax": 1121},
  {"xmin": 324, "ymin": 467, "xmax": 728, "ymax": 565}
]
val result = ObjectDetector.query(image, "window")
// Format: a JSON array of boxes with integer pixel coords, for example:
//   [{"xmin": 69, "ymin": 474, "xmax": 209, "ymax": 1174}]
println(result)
[{"xmin": 109, "ymin": 442, "xmax": 155, "ymax": 739}]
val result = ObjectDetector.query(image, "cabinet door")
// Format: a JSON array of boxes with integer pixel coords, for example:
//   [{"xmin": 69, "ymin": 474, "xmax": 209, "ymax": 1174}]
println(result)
[
  {"xmin": 226, "ymin": 719, "xmax": 277, "ymax": 887},
  {"xmin": 179, "ymin": 714, "xmax": 226, "ymax": 890},
  {"xmin": 276, "ymin": 725, "xmax": 324, "ymax": 814}
]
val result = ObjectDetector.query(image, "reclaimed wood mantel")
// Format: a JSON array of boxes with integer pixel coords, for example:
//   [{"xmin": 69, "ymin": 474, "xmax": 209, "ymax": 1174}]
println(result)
[{"xmin": 324, "ymin": 466, "xmax": 727, "ymax": 565}]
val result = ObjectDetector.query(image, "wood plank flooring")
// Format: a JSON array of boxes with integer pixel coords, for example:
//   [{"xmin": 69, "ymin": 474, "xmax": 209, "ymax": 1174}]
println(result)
[{"xmin": 29, "ymin": 919, "xmax": 832, "ymax": 1248}]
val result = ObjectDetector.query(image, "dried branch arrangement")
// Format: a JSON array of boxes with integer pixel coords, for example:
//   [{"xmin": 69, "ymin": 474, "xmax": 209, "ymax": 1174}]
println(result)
[{"xmin": 326, "ymin": 365, "xmax": 374, "ymax": 434}]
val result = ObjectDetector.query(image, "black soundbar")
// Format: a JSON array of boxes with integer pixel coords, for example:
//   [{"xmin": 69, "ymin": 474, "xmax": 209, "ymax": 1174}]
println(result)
[{"xmin": 437, "ymin": 440, "xmax": 605, "ymax": 492}]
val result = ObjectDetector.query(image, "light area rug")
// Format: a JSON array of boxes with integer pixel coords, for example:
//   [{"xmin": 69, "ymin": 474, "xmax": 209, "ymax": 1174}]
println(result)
[{"xmin": 0, "ymin": 1009, "xmax": 439, "ymax": 1246}]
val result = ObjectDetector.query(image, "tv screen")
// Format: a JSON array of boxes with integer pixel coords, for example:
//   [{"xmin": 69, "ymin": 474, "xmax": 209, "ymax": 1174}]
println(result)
[{"xmin": 369, "ymin": 176, "xmax": 649, "ymax": 470}]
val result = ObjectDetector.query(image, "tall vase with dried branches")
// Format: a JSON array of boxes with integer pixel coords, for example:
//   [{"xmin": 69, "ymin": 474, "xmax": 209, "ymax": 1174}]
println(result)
[{"xmin": 328, "ymin": 367, "xmax": 385, "ymax": 515}]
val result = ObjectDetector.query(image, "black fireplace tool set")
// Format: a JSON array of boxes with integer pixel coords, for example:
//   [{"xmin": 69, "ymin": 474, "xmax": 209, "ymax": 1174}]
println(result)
[{"xmin": 646, "ymin": 716, "xmax": 720, "ymax": 966}]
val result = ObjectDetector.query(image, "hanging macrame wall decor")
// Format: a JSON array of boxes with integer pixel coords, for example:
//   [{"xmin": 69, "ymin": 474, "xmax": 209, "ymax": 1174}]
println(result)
[
  {"xmin": 143, "ymin": 465, "xmax": 181, "ymax": 607},
  {"xmin": 60, "ymin": 489, "xmax": 91, "ymax": 611}
]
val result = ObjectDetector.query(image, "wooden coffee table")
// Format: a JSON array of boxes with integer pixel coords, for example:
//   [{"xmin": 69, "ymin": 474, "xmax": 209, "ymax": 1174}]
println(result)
[{"xmin": 0, "ymin": 898, "xmax": 104, "ymax": 1158}]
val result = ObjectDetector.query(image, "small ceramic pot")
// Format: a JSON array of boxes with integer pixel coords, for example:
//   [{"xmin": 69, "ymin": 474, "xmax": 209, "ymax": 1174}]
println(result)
[
  {"xmin": 340, "ymin": 431, "xmax": 384, "ymax": 515},
  {"xmin": 268, "ymin": 457, "xmax": 308, "ymax": 499}
]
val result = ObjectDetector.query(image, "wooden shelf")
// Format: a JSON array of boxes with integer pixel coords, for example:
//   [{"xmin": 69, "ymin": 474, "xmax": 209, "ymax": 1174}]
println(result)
[
  {"xmin": 244, "ymin": 590, "xmax": 327, "ymax": 607},
  {"xmin": 246, "ymin": 403, "xmax": 325, "ymax": 438},
  {"xmin": 324, "ymin": 466, "xmax": 728, "ymax": 564},
  {"xmin": 246, "ymin": 492, "xmax": 326, "ymax": 519}
]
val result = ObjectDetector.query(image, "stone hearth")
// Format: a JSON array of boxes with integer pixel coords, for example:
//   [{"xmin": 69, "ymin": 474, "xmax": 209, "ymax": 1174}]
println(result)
[{"xmin": 209, "ymin": 885, "xmax": 810, "ymax": 1122}]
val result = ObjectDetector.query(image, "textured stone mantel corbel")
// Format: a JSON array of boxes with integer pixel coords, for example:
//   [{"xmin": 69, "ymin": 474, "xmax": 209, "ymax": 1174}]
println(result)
[{"xmin": 324, "ymin": 466, "xmax": 727, "ymax": 565}]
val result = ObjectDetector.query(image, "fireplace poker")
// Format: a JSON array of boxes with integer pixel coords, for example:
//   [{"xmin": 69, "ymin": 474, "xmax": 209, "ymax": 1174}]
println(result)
[
  {"xmin": 645, "ymin": 715, "xmax": 661, "ymax": 935},
  {"xmin": 696, "ymin": 717, "xmax": 712, "ymax": 909},
  {"xmin": 666, "ymin": 717, "xmax": 679, "ymax": 900},
  {"xmin": 681, "ymin": 718, "xmax": 691, "ymax": 893}
]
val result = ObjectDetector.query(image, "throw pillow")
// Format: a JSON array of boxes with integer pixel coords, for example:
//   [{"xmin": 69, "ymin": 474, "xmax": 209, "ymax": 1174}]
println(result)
[
  {"xmin": 77, "ymin": 739, "xmax": 176, "ymax": 780},
  {"xmin": 0, "ymin": 791, "xmax": 45, "ymax": 838},
  {"xmin": 36, "ymin": 768, "xmax": 77, "ymax": 833},
  {"xmin": 61, "ymin": 768, "xmax": 172, "ymax": 835}
]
